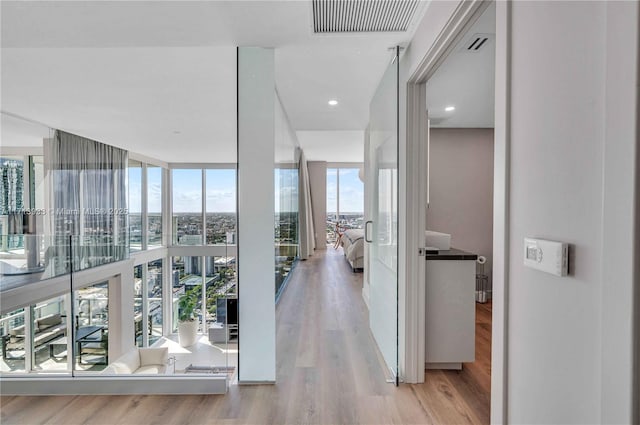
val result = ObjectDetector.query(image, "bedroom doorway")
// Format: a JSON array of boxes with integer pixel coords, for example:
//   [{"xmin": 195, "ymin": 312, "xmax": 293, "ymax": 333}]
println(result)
[
  {"xmin": 411, "ymin": 2, "xmax": 496, "ymax": 420},
  {"xmin": 326, "ymin": 163, "xmax": 364, "ymax": 253}
]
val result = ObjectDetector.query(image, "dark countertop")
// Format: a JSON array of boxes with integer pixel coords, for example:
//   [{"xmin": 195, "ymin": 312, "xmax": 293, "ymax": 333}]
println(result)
[{"xmin": 425, "ymin": 248, "xmax": 478, "ymax": 261}]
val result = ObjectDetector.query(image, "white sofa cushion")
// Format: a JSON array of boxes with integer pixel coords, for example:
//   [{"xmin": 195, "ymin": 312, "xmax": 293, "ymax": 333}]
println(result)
[
  {"xmin": 103, "ymin": 347, "xmax": 169, "ymax": 374},
  {"xmin": 105, "ymin": 348, "xmax": 141, "ymax": 374},
  {"xmin": 139, "ymin": 347, "xmax": 168, "ymax": 367},
  {"xmin": 136, "ymin": 364, "xmax": 166, "ymax": 374}
]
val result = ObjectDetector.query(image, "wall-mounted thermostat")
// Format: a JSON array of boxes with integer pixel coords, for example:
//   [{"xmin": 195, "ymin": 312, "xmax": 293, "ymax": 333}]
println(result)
[{"xmin": 524, "ymin": 238, "xmax": 568, "ymax": 276}]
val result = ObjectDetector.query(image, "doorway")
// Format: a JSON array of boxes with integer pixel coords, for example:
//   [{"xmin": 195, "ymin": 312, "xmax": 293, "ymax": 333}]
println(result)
[{"xmin": 404, "ymin": 2, "xmax": 496, "ymax": 422}]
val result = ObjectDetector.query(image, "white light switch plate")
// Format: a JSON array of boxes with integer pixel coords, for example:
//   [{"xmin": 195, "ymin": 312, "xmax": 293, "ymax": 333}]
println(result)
[{"xmin": 524, "ymin": 238, "xmax": 568, "ymax": 276}]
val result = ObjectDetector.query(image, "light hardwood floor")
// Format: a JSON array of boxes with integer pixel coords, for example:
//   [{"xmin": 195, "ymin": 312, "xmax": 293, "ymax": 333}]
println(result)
[{"xmin": 0, "ymin": 248, "xmax": 490, "ymax": 425}]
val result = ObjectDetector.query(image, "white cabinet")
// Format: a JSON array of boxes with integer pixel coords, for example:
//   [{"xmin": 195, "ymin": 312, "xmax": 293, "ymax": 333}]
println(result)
[{"xmin": 425, "ymin": 255, "xmax": 476, "ymax": 370}]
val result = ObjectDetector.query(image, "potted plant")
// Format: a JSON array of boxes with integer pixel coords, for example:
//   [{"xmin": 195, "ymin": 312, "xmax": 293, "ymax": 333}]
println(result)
[{"xmin": 177, "ymin": 289, "xmax": 198, "ymax": 347}]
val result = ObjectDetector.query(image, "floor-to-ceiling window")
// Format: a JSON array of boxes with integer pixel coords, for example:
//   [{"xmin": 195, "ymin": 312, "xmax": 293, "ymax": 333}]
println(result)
[
  {"xmin": 127, "ymin": 158, "xmax": 168, "ymax": 346},
  {"xmin": 326, "ymin": 166, "xmax": 364, "ymax": 245},
  {"xmin": 170, "ymin": 166, "xmax": 238, "ymax": 327},
  {"xmin": 275, "ymin": 166, "xmax": 299, "ymax": 296}
]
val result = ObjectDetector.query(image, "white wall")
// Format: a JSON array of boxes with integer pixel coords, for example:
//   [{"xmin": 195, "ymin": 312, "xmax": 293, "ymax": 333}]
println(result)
[
  {"xmin": 506, "ymin": 1, "xmax": 638, "ymax": 423},
  {"xmin": 600, "ymin": 2, "xmax": 639, "ymax": 422},
  {"xmin": 402, "ymin": 1, "xmax": 461, "ymax": 79},
  {"xmin": 427, "ymin": 128, "xmax": 494, "ymax": 292},
  {"xmin": 307, "ymin": 161, "xmax": 327, "ymax": 249}
]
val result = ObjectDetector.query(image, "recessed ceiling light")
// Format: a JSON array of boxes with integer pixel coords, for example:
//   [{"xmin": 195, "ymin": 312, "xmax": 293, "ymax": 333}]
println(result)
[
  {"xmin": 328, "ymin": 99, "xmax": 339, "ymax": 106},
  {"xmin": 445, "ymin": 106, "xmax": 455, "ymax": 112}
]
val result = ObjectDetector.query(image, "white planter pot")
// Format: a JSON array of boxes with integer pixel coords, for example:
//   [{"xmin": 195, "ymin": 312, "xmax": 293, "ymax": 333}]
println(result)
[{"xmin": 178, "ymin": 320, "xmax": 199, "ymax": 347}]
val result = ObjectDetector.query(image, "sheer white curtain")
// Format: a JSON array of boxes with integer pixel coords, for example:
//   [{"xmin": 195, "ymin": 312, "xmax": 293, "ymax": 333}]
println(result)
[
  {"xmin": 298, "ymin": 151, "xmax": 315, "ymax": 259},
  {"xmin": 44, "ymin": 130, "xmax": 128, "ymax": 273}
]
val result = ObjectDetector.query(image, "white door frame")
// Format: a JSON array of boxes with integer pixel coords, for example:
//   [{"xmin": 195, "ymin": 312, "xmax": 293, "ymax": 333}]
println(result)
[{"xmin": 402, "ymin": 0, "xmax": 509, "ymax": 423}]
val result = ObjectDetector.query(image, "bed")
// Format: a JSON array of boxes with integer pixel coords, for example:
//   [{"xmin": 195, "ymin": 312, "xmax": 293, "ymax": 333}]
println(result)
[{"xmin": 341, "ymin": 229, "xmax": 365, "ymax": 272}]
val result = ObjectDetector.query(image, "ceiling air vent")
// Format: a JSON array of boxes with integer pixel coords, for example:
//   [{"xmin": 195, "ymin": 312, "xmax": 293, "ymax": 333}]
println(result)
[
  {"xmin": 462, "ymin": 33, "xmax": 494, "ymax": 52},
  {"xmin": 312, "ymin": 0, "xmax": 421, "ymax": 33}
]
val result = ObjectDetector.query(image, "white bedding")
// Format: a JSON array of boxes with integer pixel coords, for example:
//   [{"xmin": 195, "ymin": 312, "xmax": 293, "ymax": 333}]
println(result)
[{"xmin": 342, "ymin": 229, "xmax": 365, "ymax": 270}]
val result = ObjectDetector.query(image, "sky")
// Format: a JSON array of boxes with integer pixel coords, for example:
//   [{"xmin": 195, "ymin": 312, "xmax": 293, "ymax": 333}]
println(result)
[
  {"xmin": 129, "ymin": 167, "xmax": 237, "ymax": 214},
  {"xmin": 129, "ymin": 167, "xmax": 363, "ymax": 214},
  {"xmin": 327, "ymin": 167, "xmax": 364, "ymax": 213},
  {"xmin": 173, "ymin": 169, "xmax": 236, "ymax": 213}
]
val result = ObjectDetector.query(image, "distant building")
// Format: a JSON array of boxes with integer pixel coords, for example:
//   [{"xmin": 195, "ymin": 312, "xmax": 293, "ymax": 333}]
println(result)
[
  {"xmin": 184, "ymin": 256, "xmax": 201, "ymax": 275},
  {"xmin": 0, "ymin": 159, "xmax": 24, "ymax": 214},
  {"xmin": 179, "ymin": 234, "xmax": 202, "ymax": 245}
]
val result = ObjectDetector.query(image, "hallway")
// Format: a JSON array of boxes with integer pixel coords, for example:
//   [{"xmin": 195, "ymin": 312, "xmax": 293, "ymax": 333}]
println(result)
[
  {"xmin": 0, "ymin": 248, "xmax": 490, "ymax": 424},
  {"xmin": 272, "ymin": 247, "xmax": 397, "ymax": 423}
]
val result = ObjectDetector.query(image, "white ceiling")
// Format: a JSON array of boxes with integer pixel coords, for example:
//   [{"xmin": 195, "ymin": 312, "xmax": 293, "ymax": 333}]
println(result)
[
  {"xmin": 1, "ymin": 114, "xmax": 51, "ymax": 148},
  {"xmin": 297, "ymin": 130, "xmax": 365, "ymax": 162},
  {"xmin": 1, "ymin": 1, "xmax": 427, "ymax": 162},
  {"xmin": 425, "ymin": 2, "xmax": 495, "ymax": 128},
  {"xmin": 2, "ymin": 47, "xmax": 238, "ymax": 161}
]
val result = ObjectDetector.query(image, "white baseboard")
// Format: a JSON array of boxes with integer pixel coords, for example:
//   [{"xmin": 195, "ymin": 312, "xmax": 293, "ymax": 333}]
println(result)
[
  {"xmin": 362, "ymin": 285, "xmax": 370, "ymax": 309},
  {"xmin": 1, "ymin": 375, "xmax": 228, "ymax": 395}
]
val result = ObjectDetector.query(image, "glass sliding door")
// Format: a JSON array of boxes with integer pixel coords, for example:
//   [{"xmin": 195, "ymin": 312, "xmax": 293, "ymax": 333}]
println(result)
[{"xmin": 367, "ymin": 47, "xmax": 399, "ymax": 383}]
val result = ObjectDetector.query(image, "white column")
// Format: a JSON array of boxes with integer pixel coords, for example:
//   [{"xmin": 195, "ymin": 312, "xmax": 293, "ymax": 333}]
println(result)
[
  {"xmin": 108, "ymin": 269, "xmax": 134, "ymax": 361},
  {"xmin": 237, "ymin": 47, "xmax": 276, "ymax": 382}
]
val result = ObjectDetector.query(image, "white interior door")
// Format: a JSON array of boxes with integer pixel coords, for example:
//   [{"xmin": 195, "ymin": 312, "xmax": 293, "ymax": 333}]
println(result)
[{"xmin": 366, "ymin": 47, "xmax": 399, "ymax": 384}]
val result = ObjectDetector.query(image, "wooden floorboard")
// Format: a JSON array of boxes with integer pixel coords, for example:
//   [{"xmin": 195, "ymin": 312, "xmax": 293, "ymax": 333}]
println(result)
[{"xmin": 0, "ymin": 248, "xmax": 490, "ymax": 424}]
